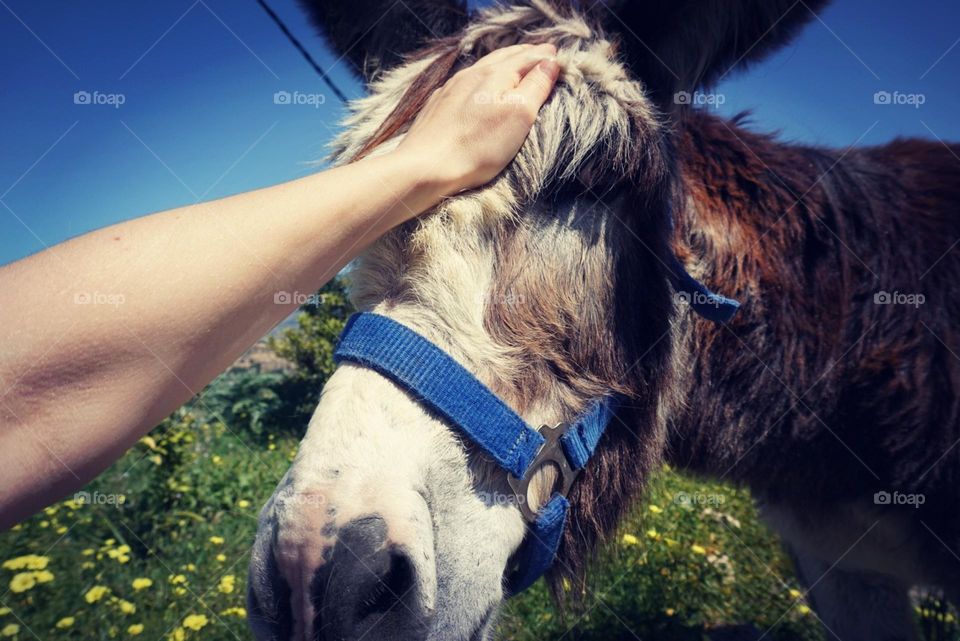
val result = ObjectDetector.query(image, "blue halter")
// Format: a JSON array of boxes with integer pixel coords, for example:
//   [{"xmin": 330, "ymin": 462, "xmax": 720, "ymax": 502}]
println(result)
[{"xmin": 333, "ymin": 278, "xmax": 739, "ymax": 594}]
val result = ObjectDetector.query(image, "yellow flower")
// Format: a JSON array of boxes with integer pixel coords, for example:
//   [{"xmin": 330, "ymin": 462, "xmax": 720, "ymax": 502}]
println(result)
[
  {"xmin": 2, "ymin": 623, "xmax": 19, "ymax": 637},
  {"xmin": 55, "ymin": 617, "xmax": 75, "ymax": 629},
  {"xmin": 149, "ymin": 455, "xmax": 163, "ymax": 466},
  {"xmin": 211, "ymin": 455, "xmax": 222, "ymax": 465},
  {"xmin": 81, "ymin": 562, "xmax": 94, "ymax": 570},
  {"xmin": 691, "ymin": 544, "xmax": 707, "ymax": 555},
  {"xmin": 216, "ymin": 553, "xmax": 226, "ymax": 562},
  {"xmin": 118, "ymin": 600, "xmax": 136, "ymax": 615},
  {"xmin": 85, "ymin": 585, "xmax": 110, "ymax": 603},
  {"xmin": 185, "ymin": 564, "xmax": 196, "ymax": 572},
  {"xmin": 132, "ymin": 578, "xmax": 153, "ymax": 591},
  {"xmin": 221, "ymin": 607, "xmax": 246, "ymax": 618},
  {"xmin": 0, "ymin": 608, "xmax": 8, "ymax": 616},
  {"xmin": 169, "ymin": 628, "xmax": 186, "ymax": 641},
  {"xmin": 127, "ymin": 623, "xmax": 144, "ymax": 636},
  {"xmin": 82, "ymin": 549, "xmax": 95, "ymax": 557},
  {"xmin": 646, "ymin": 528, "xmax": 660, "ymax": 540},
  {"xmin": 140, "ymin": 436, "xmax": 158, "ymax": 450},
  {"xmin": 182, "ymin": 614, "xmax": 208, "ymax": 631},
  {"xmin": 56, "ymin": 526, "xmax": 68, "ymax": 535},
  {"xmin": 32, "ymin": 570, "xmax": 54, "ymax": 584},
  {"xmin": 648, "ymin": 504, "xmax": 663, "ymax": 514},
  {"xmin": 797, "ymin": 605, "xmax": 812, "ymax": 615},
  {"xmin": 9, "ymin": 573, "xmax": 36, "ymax": 593},
  {"xmin": 173, "ymin": 587, "xmax": 187, "ymax": 596},
  {"xmin": 2, "ymin": 555, "xmax": 49, "ymax": 571},
  {"xmin": 621, "ymin": 533, "xmax": 639, "ymax": 546},
  {"xmin": 788, "ymin": 588, "xmax": 802, "ymax": 600},
  {"xmin": 268, "ymin": 443, "xmax": 277, "ymax": 451},
  {"xmin": 208, "ymin": 536, "xmax": 224, "ymax": 545},
  {"xmin": 218, "ymin": 575, "xmax": 236, "ymax": 594},
  {"xmin": 169, "ymin": 574, "xmax": 187, "ymax": 585},
  {"xmin": 237, "ymin": 500, "xmax": 250, "ymax": 509}
]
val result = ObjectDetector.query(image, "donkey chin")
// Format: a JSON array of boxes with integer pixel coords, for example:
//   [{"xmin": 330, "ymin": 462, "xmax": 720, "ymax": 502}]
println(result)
[{"xmin": 247, "ymin": 361, "xmax": 534, "ymax": 641}]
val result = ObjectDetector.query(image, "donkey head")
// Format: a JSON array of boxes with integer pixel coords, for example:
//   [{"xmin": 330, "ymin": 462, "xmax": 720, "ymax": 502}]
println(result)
[{"xmin": 249, "ymin": 1, "xmax": 823, "ymax": 639}]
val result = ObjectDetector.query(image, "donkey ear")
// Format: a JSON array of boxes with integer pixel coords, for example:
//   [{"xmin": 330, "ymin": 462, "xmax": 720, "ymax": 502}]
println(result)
[
  {"xmin": 298, "ymin": 0, "xmax": 468, "ymax": 82},
  {"xmin": 598, "ymin": 0, "xmax": 831, "ymax": 103}
]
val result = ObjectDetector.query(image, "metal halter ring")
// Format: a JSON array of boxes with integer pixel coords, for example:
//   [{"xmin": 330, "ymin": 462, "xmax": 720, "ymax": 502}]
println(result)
[{"xmin": 507, "ymin": 422, "xmax": 581, "ymax": 522}]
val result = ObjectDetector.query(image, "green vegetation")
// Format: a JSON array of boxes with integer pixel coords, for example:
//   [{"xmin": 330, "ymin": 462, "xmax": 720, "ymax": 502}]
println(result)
[{"xmin": 1, "ymin": 281, "xmax": 956, "ymax": 640}]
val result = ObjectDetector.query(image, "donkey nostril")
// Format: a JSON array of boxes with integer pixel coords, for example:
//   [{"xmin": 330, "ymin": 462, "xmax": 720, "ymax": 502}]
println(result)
[
  {"xmin": 356, "ymin": 550, "xmax": 414, "ymax": 619},
  {"xmin": 313, "ymin": 515, "xmax": 427, "ymax": 641}
]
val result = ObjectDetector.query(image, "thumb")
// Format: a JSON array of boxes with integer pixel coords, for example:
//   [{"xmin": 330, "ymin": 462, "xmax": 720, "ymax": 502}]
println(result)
[{"xmin": 515, "ymin": 58, "xmax": 560, "ymax": 112}]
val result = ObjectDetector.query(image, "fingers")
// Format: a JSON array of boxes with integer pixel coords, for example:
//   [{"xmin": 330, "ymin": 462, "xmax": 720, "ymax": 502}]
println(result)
[{"xmin": 513, "ymin": 58, "xmax": 561, "ymax": 113}]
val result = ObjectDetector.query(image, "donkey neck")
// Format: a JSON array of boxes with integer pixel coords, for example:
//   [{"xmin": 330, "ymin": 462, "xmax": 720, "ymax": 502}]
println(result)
[{"xmin": 666, "ymin": 110, "xmax": 875, "ymax": 496}]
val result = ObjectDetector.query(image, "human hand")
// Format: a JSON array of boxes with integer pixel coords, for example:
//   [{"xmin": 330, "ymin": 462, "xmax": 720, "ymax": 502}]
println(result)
[{"xmin": 397, "ymin": 43, "xmax": 560, "ymax": 197}]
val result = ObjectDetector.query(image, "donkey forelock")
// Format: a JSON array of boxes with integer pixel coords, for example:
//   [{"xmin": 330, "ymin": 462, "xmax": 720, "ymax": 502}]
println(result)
[{"xmin": 328, "ymin": 0, "xmax": 682, "ymax": 596}]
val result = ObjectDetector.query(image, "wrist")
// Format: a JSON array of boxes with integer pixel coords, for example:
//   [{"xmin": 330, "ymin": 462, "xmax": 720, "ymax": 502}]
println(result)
[{"xmin": 378, "ymin": 147, "xmax": 457, "ymax": 224}]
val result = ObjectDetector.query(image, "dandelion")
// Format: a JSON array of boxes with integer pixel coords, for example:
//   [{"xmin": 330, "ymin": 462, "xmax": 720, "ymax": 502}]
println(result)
[
  {"xmin": 221, "ymin": 607, "xmax": 246, "ymax": 618},
  {"xmin": 237, "ymin": 500, "xmax": 250, "ymax": 509},
  {"xmin": 85, "ymin": 585, "xmax": 110, "ymax": 604},
  {"xmin": 691, "ymin": 544, "xmax": 707, "ymax": 555},
  {"xmin": 2, "ymin": 555, "xmax": 49, "ymax": 571},
  {"xmin": 182, "ymin": 614, "xmax": 208, "ymax": 631},
  {"xmin": 127, "ymin": 623, "xmax": 144, "ymax": 636},
  {"xmin": 81, "ymin": 549, "xmax": 95, "ymax": 557},
  {"xmin": 797, "ymin": 605, "xmax": 812, "ymax": 615},
  {"xmin": 118, "ymin": 600, "xmax": 136, "ymax": 615},
  {"xmin": 621, "ymin": 534, "xmax": 639, "ymax": 546},
  {"xmin": 169, "ymin": 574, "xmax": 187, "ymax": 585},
  {"xmin": 173, "ymin": 587, "xmax": 187, "ymax": 597},
  {"xmin": 216, "ymin": 553, "xmax": 226, "ymax": 563},
  {"xmin": 218, "ymin": 575, "xmax": 236, "ymax": 594},
  {"xmin": 788, "ymin": 588, "xmax": 802, "ymax": 600},
  {"xmin": 149, "ymin": 455, "xmax": 163, "ymax": 466},
  {"xmin": 32, "ymin": 570, "xmax": 54, "ymax": 584},
  {"xmin": 646, "ymin": 528, "xmax": 660, "ymax": 540},
  {"xmin": 55, "ymin": 617, "xmax": 75, "ymax": 629},
  {"xmin": 9, "ymin": 573, "xmax": 36, "ymax": 593},
  {"xmin": 648, "ymin": 504, "xmax": 663, "ymax": 514},
  {"xmin": 132, "ymin": 578, "xmax": 152, "ymax": 591},
  {"xmin": 2, "ymin": 623, "xmax": 19, "ymax": 637},
  {"xmin": 211, "ymin": 455, "xmax": 222, "ymax": 465},
  {"xmin": 208, "ymin": 536, "xmax": 224, "ymax": 546},
  {"xmin": 185, "ymin": 564, "xmax": 196, "ymax": 572},
  {"xmin": 56, "ymin": 526, "xmax": 68, "ymax": 535},
  {"xmin": 169, "ymin": 629, "xmax": 185, "ymax": 641}
]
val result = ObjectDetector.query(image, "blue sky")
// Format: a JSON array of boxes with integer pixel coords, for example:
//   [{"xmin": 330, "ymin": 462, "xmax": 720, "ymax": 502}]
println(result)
[{"xmin": 1, "ymin": 0, "xmax": 958, "ymax": 266}]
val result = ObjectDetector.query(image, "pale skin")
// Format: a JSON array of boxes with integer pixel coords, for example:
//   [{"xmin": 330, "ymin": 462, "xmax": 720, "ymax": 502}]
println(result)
[{"xmin": 0, "ymin": 44, "xmax": 560, "ymax": 529}]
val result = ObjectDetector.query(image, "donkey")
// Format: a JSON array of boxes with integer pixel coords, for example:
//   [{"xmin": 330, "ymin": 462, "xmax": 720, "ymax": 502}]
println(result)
[{"xmin": 248, "ymin": 1, "xmax": 960, "ymax": 639}]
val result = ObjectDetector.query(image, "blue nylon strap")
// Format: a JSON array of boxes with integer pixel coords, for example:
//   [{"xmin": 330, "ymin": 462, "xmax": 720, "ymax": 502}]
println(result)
[
  {"xmin": 333, "ymin": 313, "xmax": 545, "ymax": 479},
  {"xmin": 560, "ymin": 398, "xmax": 618, "ymax": 470},
  {"xmin": 505, "ymin": 494, "xmax": 569, "ymax": 596},
  {"xmin": 667, "ymin": 254, "xmax": 741, "ymax": 323}
]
